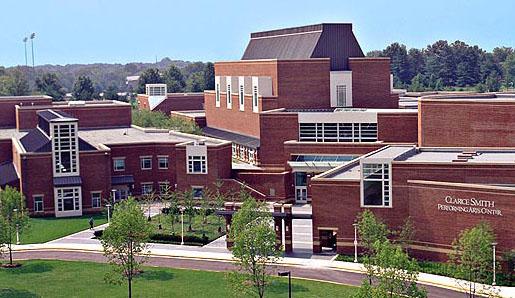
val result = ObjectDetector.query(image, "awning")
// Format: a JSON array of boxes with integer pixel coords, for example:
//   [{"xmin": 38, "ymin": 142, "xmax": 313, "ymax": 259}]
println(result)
[
  {"xmin": 111, "ymin": 175, "xmax": 135, "ymax": 185},
  {"xmin": 203, "ymin": 127, "xmax": 260, "ymax": 149},
  {"xmin": 53, "ymin": 176, "xmax": 82, "ymax": 187}
]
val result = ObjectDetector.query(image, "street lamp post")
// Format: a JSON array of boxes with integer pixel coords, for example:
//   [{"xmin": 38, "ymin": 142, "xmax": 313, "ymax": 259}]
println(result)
[
  {"xmin": 30, "ymin": 33, "xmax": 36, "ymax": 68},
  {"xmin": 106, "ymin": 204, "xmax": 112, "ymax": 223},
  {"xmin": 180, "ymin": 207, "xmax": 185, "ymax": 245},
  {"xmin": 278, "ymin": 271, "xmax": 291, "ymax": 298},
  {"xmin": 492, "ymin": 242, "xmax": 498, "ymax": 286},
  {"xmin": 353, "ymin": 223, "xmax": 358, "ymax": 263},
  {"xmin": 22, "ymin": 37, "xmax": 28, "ymax": 67},
  {"xmin": 111, "ymin": 189, "xmax": 117, "ymax": 203},
  {"xmin": 13, "ymin": 209, "xmax": 20, "ymax": 245}
]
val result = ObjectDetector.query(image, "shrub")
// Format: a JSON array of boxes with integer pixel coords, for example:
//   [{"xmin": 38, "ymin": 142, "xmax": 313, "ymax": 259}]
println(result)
[
  {"xmin": 149, "ymin": 233, "xmax": 209, "ymax": 245},
  {"xmin": 93, "ymin": 229, "xmax": 104, "ymax": 238}
]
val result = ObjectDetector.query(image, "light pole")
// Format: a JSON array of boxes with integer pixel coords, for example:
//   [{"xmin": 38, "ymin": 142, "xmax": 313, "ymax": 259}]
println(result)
[
  {"xmin": 353, "ymin": 223, "xmax": 358, "ymax": 263},
  {"xmin": 278, "ymin": 271, "xmax": 291, "ymax": 298},
  {"xmin": 180, "ymin": 207, "xmax": 185, "ymax": 245},
  {"xmin": 30, "ymin": 33, "xmax": 36, "ymax": 68},
  {"xmin": 106, "ymin": 204, "xmax": 112, "ymax": 223},
  {"xmin": 492, "ymin": 242, "xmax": 498, "ymax": 286},
  {"xmin": 23, "ymin": 37, "xmax": 28, "ymax": 67},
  {"xmin": 13, "ymin": 209, "xmax": 20, "ymax": 245},
  {"xmin": 111, "ymin": 189, "xmax": 117, "ymax": 203}
]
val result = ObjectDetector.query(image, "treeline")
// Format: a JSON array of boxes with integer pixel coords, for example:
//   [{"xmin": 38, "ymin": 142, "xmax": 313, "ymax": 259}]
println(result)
[
  {"xmin": 368, "ymin": 41, "xmax": 515, "ymax": 92},
  {"xmin": 0, "ymin": 59, "xmax": 215, "ymax": 100}
]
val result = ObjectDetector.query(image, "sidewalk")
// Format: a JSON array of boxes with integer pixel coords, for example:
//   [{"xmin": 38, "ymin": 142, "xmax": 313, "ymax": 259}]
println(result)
[{"xmin": 11, "ymin": 240, "xmax": 514, "ymax": 298}]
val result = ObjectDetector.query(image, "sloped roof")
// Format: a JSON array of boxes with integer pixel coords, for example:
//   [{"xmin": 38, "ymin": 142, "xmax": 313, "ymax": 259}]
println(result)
[
  {"xmin": 0, "ymin": 162, "xmax": 19, "ymax": 186},
  {"xmin": 203, "ymin": 127, "xmax": 260, "ymax": 148},
  {"xmin": 53, "ymin": 176, "xmax": 83, "ymax": 187},
  {"xmin": 242, "ymin": 23, "xmax": 364, "ymax": 70},
  {"xmin": 20, "ymin": 128, "xmax": 51, "ymax": 152}
]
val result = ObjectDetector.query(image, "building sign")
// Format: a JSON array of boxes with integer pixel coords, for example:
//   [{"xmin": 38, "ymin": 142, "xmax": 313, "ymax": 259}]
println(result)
[{"xmin": 437, "ymin": 195, "xmax": 503, "ymax": 216}]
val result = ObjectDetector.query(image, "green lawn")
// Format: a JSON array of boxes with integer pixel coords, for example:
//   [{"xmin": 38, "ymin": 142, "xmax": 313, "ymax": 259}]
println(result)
[
  {"xmin": 21, "ymin": 214, "xmax": 107, "ymax": 244},
  {"xmin": 0, "ymin": 260, "xmax": 358, "ymax": 297},
  {"xmin": 151, "ymin": 213, "xmax": 225, "ymax": 243}
]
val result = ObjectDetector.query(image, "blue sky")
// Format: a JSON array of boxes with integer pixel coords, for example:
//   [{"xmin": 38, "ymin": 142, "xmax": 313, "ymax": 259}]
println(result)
[{"xmin": 1, "ymin": 0, "xmax": 514, "ymax": 67}]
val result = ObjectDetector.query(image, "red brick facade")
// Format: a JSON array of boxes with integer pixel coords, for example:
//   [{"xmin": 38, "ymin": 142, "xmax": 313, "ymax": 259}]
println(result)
[
  {"xmin": 349, "ymin": 58, "xmax": 398, "ymax": 109},
  {"xmin": 138, "ymin": 93, "xmax": 205, "ymax": 113},
  {"xmin": 377, "ymin": 112, "xmax": 418, "ymax": 143},
  {"xmin": 419, "ymin": 97, "xmax": 515, "ymax": 147},
  {"xmin": 0, "ymin": 96, "xmax": 52, "ymax": 128}
]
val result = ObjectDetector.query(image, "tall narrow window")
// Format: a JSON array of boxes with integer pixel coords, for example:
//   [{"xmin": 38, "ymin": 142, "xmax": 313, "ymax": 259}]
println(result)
[
  {"xmin": 91, "ymin": 192, "xmax": 102, "ymax": 208},
  {"xmin": 215, "ymin": 83, "xmax": 221, "ymax": 107},
  {"xmin": 252, "ymin": 85, "xmax": 259, "ymax": 113},
  {"xmin": 361, "ymin": 163, "xmax": 390, "ymax": 207},
  {"xmin": 52, "ymin": 122, "xmax": 79, "ymax": 176},
  {"xmin": 34, "ymin": 195, "xmax": 44, "ymax": 212},
  {"xmin": 226, "ymin": 79, "xmax": 232, "ymax": 109},
  {"xmin": 336, "ymin": 85, "xmax": 346, "ymax": 107},
  {"xmin": 239, "ymin": 84, "xmax": 245, "ymax": 111}
]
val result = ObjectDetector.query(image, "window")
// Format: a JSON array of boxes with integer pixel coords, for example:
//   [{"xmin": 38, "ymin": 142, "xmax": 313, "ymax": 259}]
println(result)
[
  {"xmin": 336, "ymin": 85, "xmax": 347, "ymax": 107},
  {"xmin": 192, "ymin": 187, "xmax": 204, "ymax": 199},
  {"xmin": 113, "ymin": 158, "xmax": 125, "ymax": 171},
  {"xmin": 158, "ymin": 156, "xmax": 169, "ymax": 169},
  {"xmin": 361, "ymin": 163, "xmax": 390, "ymax": 207},
  {"xmin": 226, "ymin": 79, "xmax": 232, "ymax": 109},
  {"xmin": 33, "ymin": 195, "xmax": 44, "ymax": 212},
  {"xmin": 188, "ymin": 155, "xmax": 207, "ymax": 174},
  {"xmin": 91, "ymin": 192, "xmax": 101, "ymax": 208},
  {"xmin": 140, "ymin": 156, "xmax": 152, "ymax": 170},
  {"xmin": 239, "ymin": 83, "xmax": 245, "ymax": 111},
  {"xmin": 56, "ymin": 187, "xmax": 81, "ymax": 212},
  {"xmin": 146, "ymin": 84, "xmax": 167, "ymax": 96},
  {"xmin": 52, "ymin": 122, "xmax": 79, "ymax": 176},
  {"xmin": 159, "ymin": 182, "xmax": 170, "ymax": 194},
  {"xmin": 252, "ymin": 85, "xmax": 259, "ymax": 113},
  {"xmin": 113, "ymin": 188, "xmax": 129, "ymax": 201},
  {"xmin": 141, "ymin": 183, "xmax": 153, "ymax": 195},
  {"xmin": 299, "ymin": 122, "xmax": 377, "ymax": 142},
  {"xmin": 215, "ymin": 83, "xmax": 221, "ymax": 107}
]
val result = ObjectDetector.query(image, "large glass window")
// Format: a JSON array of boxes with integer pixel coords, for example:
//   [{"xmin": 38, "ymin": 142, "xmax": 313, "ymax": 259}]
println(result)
[
  {"xmin": 299, "ymin": 122, "xmax": 377, "ymax": 142},
  {"xmin": 56, "ymin": 187, "xmax": 80, "ymax": 212},
  {"xmin": 362, "ymin": 163, "xmax": 390, "ymax": 207},
  {"xmin": 188, "ymin": 156, "xmax": 207, "ymax": 174},
  {"xmin": 52, "ymin": 122, "xmax": 78, "ymax": 175}
]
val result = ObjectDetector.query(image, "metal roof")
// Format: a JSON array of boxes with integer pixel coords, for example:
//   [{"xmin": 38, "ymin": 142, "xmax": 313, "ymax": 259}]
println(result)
[
  {"xmin": 0, "ymin": 162, "xmax": 19, "ymax": 186},
  {"xmin": 53, "ymin": 176, "xmax": 82, "ymax": 187},
  {"xmin": 111, "ymin": 175, "xmax": 135, "ymax": 185},
  {"xmin": 202, "ymin": 127, "xmax": 260, "ymax": 149},
  {"xmin": 242, "ymin": 23, "xmax": 364, "ymax": 70},
  {"xmin": 19, "ymin": 129, "xmax": 51, "ymax": 152}
]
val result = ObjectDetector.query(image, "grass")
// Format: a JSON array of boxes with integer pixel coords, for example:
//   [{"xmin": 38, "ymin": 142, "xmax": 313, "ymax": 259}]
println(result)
[
  {"xmin": 0, "ymin": 260, "xmax": 358, "ymax": 297},
  {"xmin": 150, "ymin": 213, "xmax": 225, "ymax": 242},
  {"xmin": 21, "ymin": 214, "xmax": 107, "ymax": 244}
]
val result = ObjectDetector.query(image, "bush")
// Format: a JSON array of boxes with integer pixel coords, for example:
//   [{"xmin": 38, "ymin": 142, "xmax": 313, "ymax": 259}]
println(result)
[
  {"xmin": 149, "ymin": 233, "xmax": 209, "ymax": 245},
  {"xmin": 132, "ymin": 109, "xmax": 201, "ymax": 135}
]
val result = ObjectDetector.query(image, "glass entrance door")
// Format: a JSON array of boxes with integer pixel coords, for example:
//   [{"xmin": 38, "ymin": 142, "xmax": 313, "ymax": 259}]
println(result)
[{"xmin": 294, "ymin": 172, "xmax": 308, "ymax": 203}]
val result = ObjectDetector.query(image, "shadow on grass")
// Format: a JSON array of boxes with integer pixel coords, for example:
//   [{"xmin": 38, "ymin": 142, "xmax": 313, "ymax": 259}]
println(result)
[
  {"xmin": 139, "ymin": 270, "xmax": 174, "ymax": 281},
  {"xmin": 268, "ymin": 280, "xmax": 309, "ymax": 294},
  {"xmin": 0, "ymin": 288, "xmax": 39, "ymax": 298},
  {"xmin": 3, "ymin": 262, "xmax": 54, "ymax": 275}
]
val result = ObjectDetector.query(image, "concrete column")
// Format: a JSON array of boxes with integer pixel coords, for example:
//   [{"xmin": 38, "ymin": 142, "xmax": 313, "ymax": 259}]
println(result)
[
  {"xmin": 273, "ymin": 203, "xmax": 283, "ymax": 250},
  {"xmin": 283, "ymin": 204, "xmax": 293, "ymax": 254}
]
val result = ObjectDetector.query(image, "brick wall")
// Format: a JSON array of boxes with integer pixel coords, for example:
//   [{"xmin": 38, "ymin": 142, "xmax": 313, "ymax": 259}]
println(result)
[
  {"xmin": 0, "ymin": 139, "xmax": 12, "ymax": 164},
  {"xmin": 235, "ymin": 170, "xmax": 293, "ymax": 201},
  {"xmin": 16, "ymin": 104, "xmax": 132, "ymax": 130},
  {"xmin": 349, "ymin": 58, "xmax": 398, "ymax": 109},
  {"xmin": 20, "ymin": 153, "xmax": 54, "ymax": 215},
  {"xmin": 259, "ymin": 112, "xmax": 299, "ymax": 167},
  {"xmin": 80, "ymin": 151, "xmax": 111, "ymax": 213},
  {"xmin": 418, "ymin": 99, "xmax": 515, "ymax": 147},
  {"xmin": 377, "ymin": 112, "xmax": 418, "ymax": 143},
  {"xmin": 0, "ymin": 97, "xmax": 52, "ymax": 128}
]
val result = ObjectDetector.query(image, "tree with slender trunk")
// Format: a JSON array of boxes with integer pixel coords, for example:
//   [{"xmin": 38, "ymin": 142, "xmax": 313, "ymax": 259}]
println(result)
[
  {"xmin": 101, "ymin": 198, "xmax": 152, "ymax": 298},
  {"xmin": 228, "ymin": 196, "xmax": 280, "ymax": 298},
  {"xmin": 0, "ymin": 186, "xmax": 29, "ymax": 267}
]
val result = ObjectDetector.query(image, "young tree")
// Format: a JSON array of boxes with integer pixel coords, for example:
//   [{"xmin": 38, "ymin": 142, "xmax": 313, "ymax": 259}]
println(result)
[
  {"xmin": 357, "ymin": 240, "xmax": 427, "ymax": 298},
  {"xmin": 137, "ymin": 68, "xmax": 163, "ymax": 94},
  {"xmin": 228, "ymin": 197, "xmax": 279, "ymax": 298},
  {"xmin": 211, "ymin": 180, "xmax": 226, "ymax": 233},
  {"xmin": 72, "ymin": 75, "xmax": 95, "ymax": 100},
  {"xmin": 449, "ymin": 222, "xmax": 497, "ymax": 297},
  {"xmin": 0, "ymin": 186, "xmax": 29, "ymax": 267},
  {"xmin": 163, "ymin": 65, "xmax": 186, "ymax": 93},
  {"xmin": 181, "ymin": 190, "xmax": 195, "ymax": 231},
  {"xmin": 36, "ymin": 73, "xmax": 66, "ymax": 100},
  {"xmin": 101, "ymin": 198, "xmax": 152, "ymax": 298},
  {"xmin": 394, "ymin": 216, "xmax": 416, "ymax": 253},
  {"xmin": 356, "ymin": 210, "xmax": 388, "ymax": 255}
]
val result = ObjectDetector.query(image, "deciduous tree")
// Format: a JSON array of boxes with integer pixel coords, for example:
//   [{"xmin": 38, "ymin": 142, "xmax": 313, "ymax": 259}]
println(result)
[
  {"xmin": 101, "ymin": 198, "xmax": 152, "ymax": 298},
  {"xmin": 0, "ymin": 186, "xmax": 29, "ymax": 267},
  {"xmin": 137, "ymin": 68, "xmax": 163, "ymax": 94},
  {"xmin": 36, "ymin": 73, "xmax": 66, "ymax": 100},
  {"xmin": 72, "ymin": 75, "xmax": 95, "ymax": 100}
]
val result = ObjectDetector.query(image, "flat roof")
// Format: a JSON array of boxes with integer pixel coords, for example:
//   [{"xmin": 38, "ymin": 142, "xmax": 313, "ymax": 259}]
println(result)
[
  {"xmin": 171, "ymin": 110, "xmax": 206, "ymax": 118},
  {"xmin": 79, "ymin": 126, "xmax": 226, "ymax": 149},
  {"xmin": 399, "ymin": 149, "xmax": 515, "ymax": 164},
  {"xmin": 279, "ymin": 108, "xmax": 416, "ymax": 114},
  {"xmin": 363, "ymin": 146, "xmax": 415, "ymax": 160},
  {"xmin": 17, "ymin": 100, "xmax": 130, "ymax": 110},
  {"xmin": 323, "ymin": 162, "xmax": 361, "ymax": 180},
  {"xmin": 0, "ymin": 129, "xmax": 26, "ymax": 140}
]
